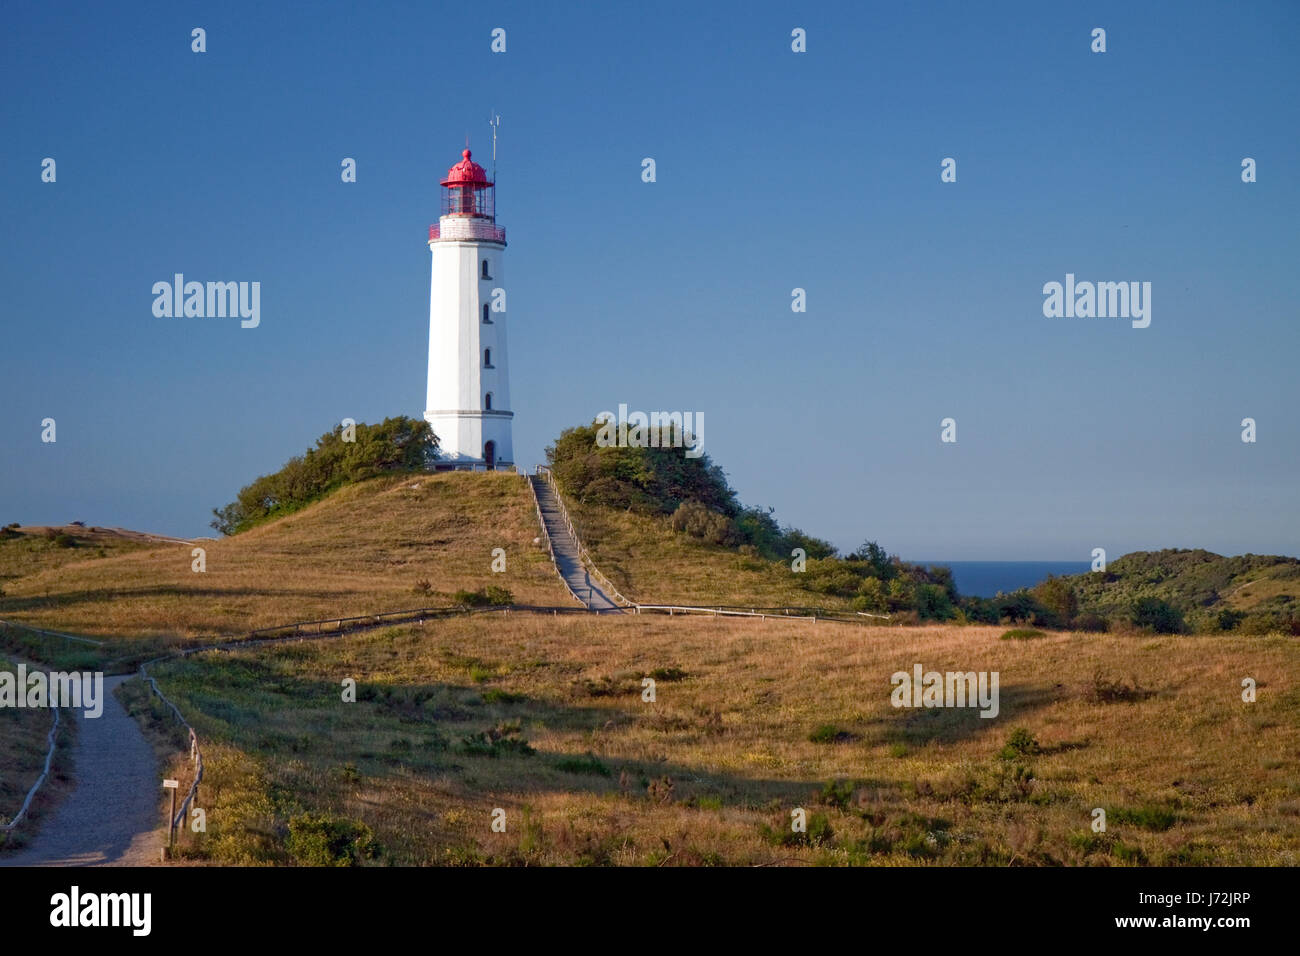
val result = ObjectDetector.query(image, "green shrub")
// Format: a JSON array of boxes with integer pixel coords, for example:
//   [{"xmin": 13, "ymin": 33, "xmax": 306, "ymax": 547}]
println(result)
[
  {"xmin": 809, "ymin": 724, "xmax": 854, "ymax": 744},
  {"xmin": 783, "ymin": 529, "xmax": 838, "ymax": 560},
  {"xmin": 546, "ymin": 421, "xmax": 832, "ymax": 561},
  {"xmin": 1068, "ymin": 831, "xmax": 1113, "ymax": 856},
  {"xmin": 1031, "ymin": 575, "xmax": 1077, "ymax": 625},
  {"xmin": 800, "ymin": 560, "xmax": 862, "ymax": 598},
  {"xmin": 806, "ymin": 812, "xmax": 834, "ymax": 847},
  {"xmin": 648, "ymin": 666, "xmax": 688, "ymax": 682},
  {"xmin": 1085, "ymin": 670, "xmax": 1154, "ymax": 704},
  {"xmin": 1072, "ymin": 612, "xmax": 1109, "ymax": 632},
  {"xmin": 999, "ymin": 727, "xmax": 1041, "ymax": 759},
  {"xmin": 1130, "ymin": 597, "xmax": 1185, "ymax": 634},
  {"xmin": 1161, "ymin": 842, "xmax": 1216, "ymax": 865},
  {"xmin": 453, "ymin": 586, "xmax": 513, "ymax": 607},
  {"xmin": 1112, "ymin": 842, "xmax": 1148, "ymax": 864},
  {"xmin": 461, "ymin": 722, "xmax": 534, "ymax": 758},
  {"xmin": 761, "ymin": 812, "xmax": 834, "ymax": 848},
  {"xmin": 818, "ymin": 779, "xmax": 854, "ymax": 810},
  {"xmin": 484, "ymin": 585, "xmax": 513, "ymax": 605},
  {"xmin": 211, "ymin": 416, "xmax": 437, "ymax": 535},
  {"xmin": 481, "ymin": 688, "xmax": 524, "ymax": 704},
  {"xmin": 899, "ymin": 831, "xmax": 940, "ymax": 859},
  {"xmin": 1112, "ymin": 805, "xmax": 1178, "ymax": 831},
  {"xmin": 1215, "ymin": 608, "xmax": 1245, "ymax": 631},
  {"xmin": 286, "ymin": 812, "xmax": 376, "ymax": 866},
  {"xmin": 995, "ymin": 590, "xmax": 1048, "ymax": 625},
  {"xmin": 960, "ymin": 597, "xmax": 1001, "ymax": 624},
  {"xmin": 847, "ymin": 541, "xmax": 896, "ymax": 580},
  {"xmin": 1001, "ymin": 628, "xmax": 1045, "ymax": 641},
  {"xmin": 853, "ymin": 577, "xmax": 888, "ymax": 612},
  {"xmin": 669, "ymin": 501, "xmax": 739, "ymax": 546},
  {"xmin": 554, "ymin": 753, "xmax": 611, "ymax": 777},
  {"xmin": 548, "ymin": 421, "xmax": 736, "ymax": 517},
  {"xmin": 914, "ymin": 583, "xmax": 955, "ymax": 621}
]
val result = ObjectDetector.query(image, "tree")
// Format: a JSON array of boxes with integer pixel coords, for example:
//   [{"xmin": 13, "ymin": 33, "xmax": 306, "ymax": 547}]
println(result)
[
  {"xmin": 850, "ymin": 541, "xmax": 896, "ymax": 581},
  {"xmin": 1130, "ymin": 597, "xmax": 1185, "ymax": 634},
  {"xmin": 996, "ymin": 589, "xmax": 1044, "ymax": 625},
  {"xmin": 914, "ymin": 583, "xmax": 955, "ymax": 621},
  {"xmin": 853, "ymin": 577, "xmax": 888, "ymax": 612},
  {"xmin": 887, "ymin": 577, "xmax": 914, "ymax": 611},
  {"xmin": 784, "ymin": 527, "xmax": 837, "ymax": 560},
  {"xmin": 1032, "ymin": 575, "xmax": 1078, "ymax": 627}
]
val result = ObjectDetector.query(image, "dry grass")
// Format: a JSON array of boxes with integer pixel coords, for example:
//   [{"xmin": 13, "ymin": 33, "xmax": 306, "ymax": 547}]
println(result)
[
  {"xmin": 0, "ymin": 473, "xmax": 572, "ymax": 643},
  {"xmin": 10, "ymin": 473, "xmax": 1298, "ymax": 866},
  {"xmin": 142, "ymin": 614, "xmax": 1300, "ymax": 866},
  {"xmin": 0, "ymin": 654, "xmax": 76, "ymax": 851},
  {"xmin": 0, "ymin": 526, "xmax": 155, "ymax": 588},
  {"xmin": 566, "ymin": 500, "xmax": 854, "ymax": 611}
]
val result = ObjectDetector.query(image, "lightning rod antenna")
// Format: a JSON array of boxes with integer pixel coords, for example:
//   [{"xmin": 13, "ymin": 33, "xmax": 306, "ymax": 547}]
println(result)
[{"xmin": 489, "ymin": 111, "xmax": 501, "ymax": 183}]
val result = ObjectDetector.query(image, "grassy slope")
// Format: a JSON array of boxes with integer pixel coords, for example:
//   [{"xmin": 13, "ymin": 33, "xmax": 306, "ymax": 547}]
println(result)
[
  {"xmin": 0, "ymin": 472, "xmax": 571, "ymax": 643},
  {"xmin": 0, "ymin": 653, "xmax": 75, "ymax": 849},
  {"xmin": 10, "ymin": 474, "xmax": 1299, "ymax": 866},
  {"xmin": 138, "ymin": 614, "xmax": 1300, "ymax": 866},
  {"xmin": 1071, "ymin": 550, "xmax": 1300, "ymax": 622},
  {"xmin": 0, "ymin": 527, "xmax": 156, "ymax": 590},
  {"xmin": 0, "ymin": 659, "xmax": 54, "ymax": 821},
  {"xmin": 566, "ymin": 499, "xmax": 855, "ymax": 610}
]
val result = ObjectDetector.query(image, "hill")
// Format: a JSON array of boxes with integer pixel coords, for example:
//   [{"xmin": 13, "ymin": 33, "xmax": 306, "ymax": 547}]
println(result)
[
  {"xmin": 0, "ymin": 524, "xmax": 163, "ymax": 589},
  {"xmin": 0, "ymin": 473, "xmax": 570, "ymax": 644},
  {"xmin": 1068, "ymin": 550, "xmax": 1300, "ymax": 634},
  {"xmin": 546, "ymin": 422, "xmax": 956, "ymax": 619}
]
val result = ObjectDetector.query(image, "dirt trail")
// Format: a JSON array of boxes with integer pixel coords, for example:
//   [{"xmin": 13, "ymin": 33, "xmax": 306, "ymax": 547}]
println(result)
[{"xmin": 0, "ymin": 675, "xmax": 162, "ymax": 867}]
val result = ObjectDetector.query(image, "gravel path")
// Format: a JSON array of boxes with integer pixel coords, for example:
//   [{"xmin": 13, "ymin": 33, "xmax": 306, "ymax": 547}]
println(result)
[{"xmin": 0, "ymin": 675, "xmax": 162, "ymax": 867}]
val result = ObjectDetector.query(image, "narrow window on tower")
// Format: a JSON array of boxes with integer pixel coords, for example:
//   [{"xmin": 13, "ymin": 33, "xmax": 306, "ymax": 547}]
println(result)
[
  {"xmin": 481, "ymin": 259, "xmax": 491, "ymax": 280},
  {"xmin": 484, "ymin": 348, "xmax": 492, "ymax": 368},
  {"xmin": 485, "ymin": 392, "xmax": 493, "ymax": 410},
  {"xmin": 482, "ymin": 303, "xmax": 492, "ymax": 324}
]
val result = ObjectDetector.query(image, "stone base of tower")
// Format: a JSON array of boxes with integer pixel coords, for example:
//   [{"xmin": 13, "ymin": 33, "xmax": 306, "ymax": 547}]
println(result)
[{"xmin": 424, "ymin": 409, "xmax": 514, "ymax": 472}]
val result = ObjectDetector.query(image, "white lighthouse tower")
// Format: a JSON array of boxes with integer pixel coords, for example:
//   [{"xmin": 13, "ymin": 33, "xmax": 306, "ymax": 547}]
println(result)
[{"xmin": 424, "ymin": 148, "xmax": 513, "ymax": 470}]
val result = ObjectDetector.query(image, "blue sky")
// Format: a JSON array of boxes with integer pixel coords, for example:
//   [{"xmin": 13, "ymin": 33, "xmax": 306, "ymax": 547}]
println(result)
[{"xmin": 2, "ymin": 0, "xmax": 1297, "ymax": 560}]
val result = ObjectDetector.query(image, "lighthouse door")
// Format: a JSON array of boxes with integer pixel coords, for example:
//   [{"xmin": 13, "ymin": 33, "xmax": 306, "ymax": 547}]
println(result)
[{"xmin": 483, "ymin": 441, "xmax": 496, "ymax": 470}]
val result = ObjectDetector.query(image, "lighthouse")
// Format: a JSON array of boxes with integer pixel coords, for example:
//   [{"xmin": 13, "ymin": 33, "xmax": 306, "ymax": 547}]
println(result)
[{"xmin": 424, "ymin": 148, "xmax": 513, "ymax": 471}]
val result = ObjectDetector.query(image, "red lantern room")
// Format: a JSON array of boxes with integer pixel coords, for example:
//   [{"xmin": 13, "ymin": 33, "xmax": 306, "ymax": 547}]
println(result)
[{"xmin": 440, "ymin": 149, "xmax": 495, "ymax": 220}]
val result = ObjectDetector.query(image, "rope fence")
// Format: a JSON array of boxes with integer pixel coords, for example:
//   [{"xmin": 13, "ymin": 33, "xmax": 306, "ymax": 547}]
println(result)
[
  {"xmin": 0, "ymin": 705, "xmax": 60, "ymax": 833},
  {"xmin": 0, "ymin": 618, "xmax": 104, "ymax": 647}
]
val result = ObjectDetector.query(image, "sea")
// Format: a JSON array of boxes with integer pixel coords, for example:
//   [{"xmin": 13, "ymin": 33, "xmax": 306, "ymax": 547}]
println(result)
[{"xmin": 911, "ymin": 561, "xmax": 1092, "ymax": 598}]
